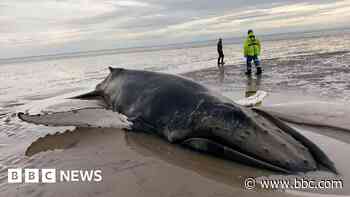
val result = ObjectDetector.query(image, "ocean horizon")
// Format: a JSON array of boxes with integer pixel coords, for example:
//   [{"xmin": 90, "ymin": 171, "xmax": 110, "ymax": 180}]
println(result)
[{"xmin": 1, "ymin": 27, "xmax": 349, "ymax": 65}]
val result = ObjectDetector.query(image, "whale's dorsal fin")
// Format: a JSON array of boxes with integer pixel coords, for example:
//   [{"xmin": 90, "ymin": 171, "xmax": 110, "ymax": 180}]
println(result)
[
  {"xmin": 108, "ymin": 66, "xmax": 124, "ymax": 74},
  {"xmin": 70, "ymin": 90, "xmax": 102, "ymax": 100}
]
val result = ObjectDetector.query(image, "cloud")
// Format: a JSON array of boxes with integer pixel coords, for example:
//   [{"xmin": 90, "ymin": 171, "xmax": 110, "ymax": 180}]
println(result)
[
  {"xmin": 0, "ymin": 0, "xmax": 349, "ymax": 58},
  {"xmin": 112, "ymin": 1, "xmax": 150, "ymax": 7},
  {"xmin": 103, "ymin": 0, "xmax": 350, "ymax": 40}
]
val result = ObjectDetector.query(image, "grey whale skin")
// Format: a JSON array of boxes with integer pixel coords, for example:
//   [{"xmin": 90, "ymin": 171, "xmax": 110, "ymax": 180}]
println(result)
[{"xmin": 19, "ymin": 67, "xmax": 337, "ymax": 174}]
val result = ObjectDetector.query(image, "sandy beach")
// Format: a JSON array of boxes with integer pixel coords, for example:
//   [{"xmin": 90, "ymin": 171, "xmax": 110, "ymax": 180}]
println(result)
[
  {"xmin": 1, "ymin": 30, "xmax": 350, "ymax": 196},
  {"xmin": 1, "ymin": 61, "xmax": 350, "ymax": 196},
  {"xmin": 2, "ymin": 0, "xmax": 350, "ymax": 195}
]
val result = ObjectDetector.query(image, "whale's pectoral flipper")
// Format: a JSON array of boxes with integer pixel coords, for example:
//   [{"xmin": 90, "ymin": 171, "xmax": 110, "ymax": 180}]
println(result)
[
  {"xmin": 18, "ymin": 108, "xmax": 132, "ymax": 129},
  {"xmin": 182, "ymin": 138, "xmax": 291, "ymax": 173}
]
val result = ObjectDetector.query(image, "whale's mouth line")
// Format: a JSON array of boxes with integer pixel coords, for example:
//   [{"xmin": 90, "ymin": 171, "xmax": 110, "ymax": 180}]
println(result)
[
  {"xmin": 182, "ymin": 137, "xmax": 292, "ymax": 174},
  {"xmin": 220, "ymin": 140, "xmax": 292, "ymax": 173},
  {"xmin": 252, "ymin": 108, "xmax": 338, "ymax": 174},
  {"xmin": 184, "ymin": 107, "xmax": 338, "ymax": 174}
]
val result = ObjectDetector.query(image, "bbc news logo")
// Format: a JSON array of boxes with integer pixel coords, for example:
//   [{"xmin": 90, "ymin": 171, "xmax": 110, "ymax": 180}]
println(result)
[{"xmin": 8, "ymin": 168, "xmax": 102, "ymax": 183}]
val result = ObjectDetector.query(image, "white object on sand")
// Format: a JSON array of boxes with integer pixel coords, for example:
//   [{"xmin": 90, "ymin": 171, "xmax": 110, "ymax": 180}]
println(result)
[{"xmin": 236, "ymin": 90, "xmax": 268, "ymax": 107}]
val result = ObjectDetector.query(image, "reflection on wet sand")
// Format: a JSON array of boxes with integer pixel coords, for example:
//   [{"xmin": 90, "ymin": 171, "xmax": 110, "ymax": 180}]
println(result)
[
  {"xmin": 22, "ymin": 125, "xmax": 350, "ymax": 195},
  {"xmin": 25, "ymin": 127, "xmax": 272, "ymax": 188},
  {"xmin": 125, "ymin": 131, "xmax": 272, "ymax": 188},
  {"xmin": 218, "ymin": 66, "xmax": 225, "ymax": 83},
  {"xmin": 25, "ymin": 130, "xmax": 80, "ymax": 156},
  {"xmin": 245, "ymin": 74, "xmax": 262, "ymax": 103}
]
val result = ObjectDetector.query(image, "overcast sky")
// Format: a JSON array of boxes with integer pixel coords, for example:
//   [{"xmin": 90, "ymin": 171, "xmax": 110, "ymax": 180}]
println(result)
[{"xmin": 1, "ymin": 0, "xmax": 350, "ymax": 58}]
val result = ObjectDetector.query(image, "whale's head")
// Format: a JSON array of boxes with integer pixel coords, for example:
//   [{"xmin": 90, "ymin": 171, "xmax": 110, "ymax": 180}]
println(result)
[{"xmin": 190, "ymin": 102, "xmax": 336, "ymax": 174}]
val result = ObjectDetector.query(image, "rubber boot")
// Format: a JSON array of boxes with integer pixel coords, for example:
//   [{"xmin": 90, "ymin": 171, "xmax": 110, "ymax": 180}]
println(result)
[
  {"xmin": 245, "ymin": 69, "xmax": 252, "ymax": 75},
  {"xmin": 256, "ymin": 67, "xmax": 262, "ymax": 75}
]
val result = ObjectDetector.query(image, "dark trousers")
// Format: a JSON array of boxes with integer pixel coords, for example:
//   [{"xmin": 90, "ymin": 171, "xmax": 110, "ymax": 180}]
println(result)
[
  {"xmin": 246, "ymin": 55, "xmax": 260, "ymax": 70},
  {"xmin": 218, "ymin": 51, "xmax": 224, "ymax": 64}
]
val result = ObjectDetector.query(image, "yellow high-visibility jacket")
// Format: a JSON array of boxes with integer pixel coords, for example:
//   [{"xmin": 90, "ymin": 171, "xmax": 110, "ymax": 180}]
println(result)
[{"xmin": 243, "ymin": 32, "xmax": 261, "ymax": 57}]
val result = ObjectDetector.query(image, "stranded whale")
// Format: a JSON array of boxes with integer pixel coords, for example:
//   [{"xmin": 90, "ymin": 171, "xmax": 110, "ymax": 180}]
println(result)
[{"xmin": 18, "ymin": 67, "xmax": 337, "ymax": 174}]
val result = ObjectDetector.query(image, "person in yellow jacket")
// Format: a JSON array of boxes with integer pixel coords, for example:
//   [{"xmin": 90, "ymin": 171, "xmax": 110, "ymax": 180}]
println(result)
[{"xmin": 243, "ymin": 29, "xmax": 262, "ymax": 75}]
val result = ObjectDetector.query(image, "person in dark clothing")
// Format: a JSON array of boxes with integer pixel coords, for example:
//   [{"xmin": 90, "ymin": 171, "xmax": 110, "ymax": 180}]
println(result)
[{"xmin": 217, "ymin": 38, "xmax": 224, "ymax": 68}]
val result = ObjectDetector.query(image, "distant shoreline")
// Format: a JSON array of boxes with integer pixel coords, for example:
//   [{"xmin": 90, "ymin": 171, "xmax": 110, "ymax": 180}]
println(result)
[{"xmin": 1, "ymin": 27, "xmax": 348, "ymax": 65}]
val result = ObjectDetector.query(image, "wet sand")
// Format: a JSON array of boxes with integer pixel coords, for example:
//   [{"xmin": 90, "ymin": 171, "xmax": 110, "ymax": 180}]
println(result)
[
  {"xmin": 1, "ymin": 120, "xmax": 349, "ymax": 197},
  {"xmin": 2, "ymin": 128, "xmax": 272, "ymax": 197},
  {"xmin": 1, "ymin": 63, "xmax": 350, "ymax": 197}
]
